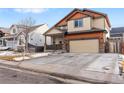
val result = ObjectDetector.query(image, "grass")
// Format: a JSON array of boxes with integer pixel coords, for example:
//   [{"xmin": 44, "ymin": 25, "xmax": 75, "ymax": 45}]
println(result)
[
  {"xmin": 0, "ymin": 56, "xmax": 18, "ymax": 61},
  {"xmin": 0, "ymin": 51, "xmax": 32, "ymax": 61},
  {"xmin": 0, "ymin": 54, "xmax": 31, "ymax": 61}
]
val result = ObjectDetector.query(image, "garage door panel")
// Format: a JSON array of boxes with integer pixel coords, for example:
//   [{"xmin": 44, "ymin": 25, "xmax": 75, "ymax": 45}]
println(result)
[{"xmin": 69, "ymin": 39, "xmax": 99, "ymax": 53}]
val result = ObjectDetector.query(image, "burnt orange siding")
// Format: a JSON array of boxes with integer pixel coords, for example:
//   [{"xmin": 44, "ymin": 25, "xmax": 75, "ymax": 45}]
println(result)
[
  {"xmin": 65, "ymin": 32, "xmax": 103, "ymax": 39},
  {"xmin": 56, "ymin": 11, "xmax": 88, "ymax": 26},
  {"xmin": 67, "ymin": 12, "xmax": 88, "ymax": 20},
  {"xmin": 83, "ymin": 11, "xmax": 102, "ymax": 18}
]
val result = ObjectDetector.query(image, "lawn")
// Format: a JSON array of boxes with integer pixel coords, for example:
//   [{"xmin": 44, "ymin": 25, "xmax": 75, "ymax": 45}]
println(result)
[{"xmin": 0, "ymin": 56, "xmax": 18, "ymax": 61}]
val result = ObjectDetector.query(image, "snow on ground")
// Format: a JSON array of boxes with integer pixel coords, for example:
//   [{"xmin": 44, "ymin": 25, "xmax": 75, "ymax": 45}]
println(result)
[
  {"xmin": 0, "ymin": 50, "xmax": 51, "ymax": 61},
  {"xmin": 0, "ymin": 51, "xmax": 16, "ymax": 56},
  {"xmin": 30, "ymin": 53, "xmax": 51, "ymax": 58},
  {"xmin": 119, "ymin": 54, "xmax": 124, "ymax": 60},
  {"xmin": 13, "ymin": 52, "xmax": 51, "ymax": 61},
  {"xmin": 0, "ymin": 46, "xmax": 9, "ymax": 51},
  {"xmin": 13, "ymin": 57, "xmax": 30, "ymax": 62}
]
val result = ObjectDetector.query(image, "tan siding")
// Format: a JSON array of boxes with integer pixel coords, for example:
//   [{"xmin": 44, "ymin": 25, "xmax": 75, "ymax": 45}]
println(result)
[
  {"xmin": 93, "ymin": 17, "xmax": 105, "ymax": 29},
  {"xmin": 68, "ymin": 17, "xmax": 91, "ymax": 32},
  {"xmin": 105, "ymin": 19, "xmax": 110, "ymax": 38},
  {"xmin": 105, "ymin": 19, "xmax": 110, "ymax": 31}
]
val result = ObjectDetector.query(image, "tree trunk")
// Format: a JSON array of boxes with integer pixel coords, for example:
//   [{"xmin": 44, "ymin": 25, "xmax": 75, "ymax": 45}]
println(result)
[{"xmin": 25, "ymin": 33, "xmax": 29, "ymax": 52}]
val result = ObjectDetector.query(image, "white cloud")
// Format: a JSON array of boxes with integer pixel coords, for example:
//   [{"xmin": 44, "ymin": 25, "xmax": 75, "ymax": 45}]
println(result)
[{"xmin": 14, "ymin": 8, "xmax": 47, "ymax": 13}]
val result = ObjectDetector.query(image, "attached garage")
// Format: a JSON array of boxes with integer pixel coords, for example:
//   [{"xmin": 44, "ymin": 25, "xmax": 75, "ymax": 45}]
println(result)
[{"xmin": 69, "ymin": 39, "xmax": 99, "ymax": 53}]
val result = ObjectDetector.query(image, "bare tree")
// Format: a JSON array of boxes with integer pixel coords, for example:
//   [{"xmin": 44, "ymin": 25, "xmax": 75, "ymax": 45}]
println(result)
[{"xmin": 18, "ymin": 17, "xmax": 36, "ymax": 52}]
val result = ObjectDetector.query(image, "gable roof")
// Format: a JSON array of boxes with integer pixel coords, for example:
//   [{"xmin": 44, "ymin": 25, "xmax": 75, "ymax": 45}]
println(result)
[
  {"xmin": 0, "ymin": 27, "xmax": 10, "ymax": 34},
  {"xmin": 110, "ymin": 27, "xmax": 124, "ymax": 37},
  {"xmin": 16, "ymin": 24, "xmax": 45, "ymax": 37},
  {"xmin": 83, "ymin": 9, "xmax": 111, "ymax": 27},
  {"xmin": 44, "ymin": 8, "xmax": 111, "ymax": 35},
  {"xmin": 111, "ymin": 27, "xmax": 124, "ymax": 33},
  {"xmin": 23, "ymin": 24, "xmax": 44, "ymax": 33}
]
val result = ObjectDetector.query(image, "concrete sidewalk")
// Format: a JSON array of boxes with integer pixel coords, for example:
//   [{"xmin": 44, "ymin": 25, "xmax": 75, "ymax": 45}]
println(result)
[{"xmin": 0, "ymin": 53, "xmax": 123, "ymax": 84}]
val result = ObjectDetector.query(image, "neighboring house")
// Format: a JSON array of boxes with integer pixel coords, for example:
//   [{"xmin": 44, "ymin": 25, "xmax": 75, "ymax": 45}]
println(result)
[
  {"xmin": 2, "ymin": 24, "xmax": 26, "ymax": 49},
  {"xmin": 110, "ymin": 27, "xmax": 124, "ymax": 38},
  {"xmin": 44, "ymin": 8, "xmax": 111, "ymax": 53},
  {"xmin": 17, "ymin": 24, "xmax": 50, "ymax": 52},
  {"xmin": 2, "ymin": 24, "xmax": 50, "ymax": 52},
  {"xmin": 0, "ymin": 27, "xmax": 10, "ymax": 46},
  {"xmin": 109, "ymin": 27, "xmax": 124, "ymax": 53}
]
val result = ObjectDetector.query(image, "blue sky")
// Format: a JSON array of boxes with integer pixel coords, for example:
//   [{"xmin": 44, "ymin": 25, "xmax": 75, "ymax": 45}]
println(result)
[{"xmin": 0, "ymin": 8, "xmax": 124, "ymax": 28}]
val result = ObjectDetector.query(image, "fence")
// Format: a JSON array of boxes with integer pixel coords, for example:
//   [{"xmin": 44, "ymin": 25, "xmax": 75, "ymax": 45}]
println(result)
[
  {"xmin": 46, "ymin": 44, "xmax": 63, "ymax": 50},
  {"xmin": 106, "ymin": 38, "xmax": 124, "ymax": 54}
]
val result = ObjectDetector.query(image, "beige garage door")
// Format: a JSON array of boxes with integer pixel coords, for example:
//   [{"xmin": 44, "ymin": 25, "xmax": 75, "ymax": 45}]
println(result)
[{"xmin": 69, "ymin": 39, "xmax": 99, "ymax": 53}]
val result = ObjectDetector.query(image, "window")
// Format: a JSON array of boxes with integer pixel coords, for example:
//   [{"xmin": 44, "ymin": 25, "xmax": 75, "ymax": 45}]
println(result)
[
  {"xmin": 74, "ymin": 19, "xmax": 83, "ymax": 27},
  {"xmin": 59, "ymin": 41, "xmax": 62, "ymax": 44},
  {"xmin": 0, "ymin": 40, "xmax": 2, "ymax": 45},
  {"xmin": 13, "ymin": 29, "xmax": 16, "ymax": 33}
]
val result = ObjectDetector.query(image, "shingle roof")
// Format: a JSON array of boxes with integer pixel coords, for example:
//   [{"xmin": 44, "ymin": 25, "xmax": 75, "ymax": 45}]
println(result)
[
  {"xmin": 110, "ymin": 27, "xmax": 124, "ymax": 37},
  {"xmin": 110, "ymin": 27, "xmax": 124, "ymax": 34},
  {"xmin": 11, "ymin": 24, "xmax": 44, "ymax": 34},
  {"xmin": 66, "ymin": 28, "xmax": 106, "ymax": 35},
  {"xmin": 22, "ymin": 24, "xmax": 44, "ymax": 33},
  {"xmin": 44, "ymin": 8, "xmax": 111, "ymax": 35},
  {"xmin": 0, "ymin": 27, "xmax": 10, "ymax": 34}
]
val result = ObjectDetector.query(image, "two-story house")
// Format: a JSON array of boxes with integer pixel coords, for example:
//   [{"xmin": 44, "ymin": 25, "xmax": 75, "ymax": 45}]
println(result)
[
  {"xmin": 0, "ymin": 27, "xmax": 9, "ymax": 47},
  {"xmin": 2, "ymin": 24, "xmax": 26, "ymax": 49},
  {"xmin": 44, "ymin": 8, "xmax": 111, "ymax": 53},
  {"xmin": 2, "ymin": 24, "xmax": 51, "ymax": 52},
  {"xmin": 17, "ymin": 24, "xmax": 51, "ymax": 52}
]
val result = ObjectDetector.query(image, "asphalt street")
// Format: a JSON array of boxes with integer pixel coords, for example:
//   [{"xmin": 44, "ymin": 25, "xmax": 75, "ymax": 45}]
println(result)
[{"xmin": 0, "ymin": 65, "xmax": 63, "ymax": 84}]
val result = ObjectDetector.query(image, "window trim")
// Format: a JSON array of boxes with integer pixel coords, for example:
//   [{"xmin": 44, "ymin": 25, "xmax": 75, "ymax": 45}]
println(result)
[
  {"xmin": 74, "ymin": 19, "xmax": 83, "ymax": 28},
  {"xmin": 13, "ymin": 29, "xmax": 16, "ymax": 33}
]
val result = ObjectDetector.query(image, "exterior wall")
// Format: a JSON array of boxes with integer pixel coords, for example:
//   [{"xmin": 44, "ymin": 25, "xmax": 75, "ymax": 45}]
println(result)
[
  {"xmin": 17, "ymin": 34, "xmax": 25, "ymax": 46},
  {"xmin": 93, "ymin": 17, "xmax": 110, "ymax": 31},
  {"xmin": 93, "ymin": 17, "xmax": 105, "ymax": 30},
  {"xmin": 56, "ymin": 11, "xmax": 88, "ymax": 26},
  {"xmin": 65, "ymin": 32, "xmax": 105, "ymax": 53},
  {"xmin": 68, "ymin": 17, "xmax": 91, "ymax": 32},
  {"xmin": 6, "ymin": 40, "xmax": 18, "ymax": 49},
  {"xmin": 28, "ymin": 24, "xmax": 51, "ymax": 46},
  {"xmin": 105, "ymin": 19, "xmax": 110, "ymax": 31},
  {"xmin": 65, "ymin": 32, "xmax": 103, "ymax": 40},
  {"xmin": 105, "ymin": 19, "xmax": 110, "ymax": 38},
  {"xmin": 51, "ymin": 37, "xmax": 63, "ymax": 44},
  {"xmin": 10, "ymin": 25, "xmax": 18, "ymax": 34}
]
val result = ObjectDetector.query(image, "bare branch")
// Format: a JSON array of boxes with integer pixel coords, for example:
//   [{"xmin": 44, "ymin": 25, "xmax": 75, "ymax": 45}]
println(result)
[{"xmin": 18, "ymin": 17, "xmax": 36, "ymax": 27}]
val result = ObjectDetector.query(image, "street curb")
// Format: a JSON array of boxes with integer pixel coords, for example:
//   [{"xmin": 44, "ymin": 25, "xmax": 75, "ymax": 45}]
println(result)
[
  {"xmin": 0, "ymin": 61, "xmax": 112, "ymax": 84},
  {"xmin": 0, "ymin": 60, "xmax": 123, "ymax": 84}
]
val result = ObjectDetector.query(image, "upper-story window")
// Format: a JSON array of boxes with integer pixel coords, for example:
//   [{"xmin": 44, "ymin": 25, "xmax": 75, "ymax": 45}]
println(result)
[
  {"xmin": 74, "ymin": 19, "xmax": 83, "ymax": 28},
  {"xmin": 13, "ymin": 29, "xmax": 16, "ymax": 33}
]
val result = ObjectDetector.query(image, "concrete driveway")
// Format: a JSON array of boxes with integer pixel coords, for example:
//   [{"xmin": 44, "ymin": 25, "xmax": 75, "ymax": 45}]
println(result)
[{"xmin": 18, "ymin": 53, "xmax": 124, "ymax": 83}]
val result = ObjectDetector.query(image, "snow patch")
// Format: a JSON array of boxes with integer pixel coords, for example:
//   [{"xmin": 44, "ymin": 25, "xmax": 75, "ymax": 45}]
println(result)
[
  {"xmin": 30, "ymin": 53, "xmax": 50, "ymax": 58},
  {"xmin": 13, "ymin": 57, "xmax": 30, "ymax": 62}
]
